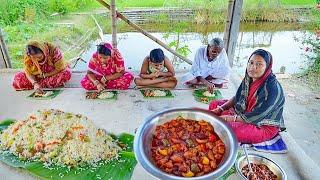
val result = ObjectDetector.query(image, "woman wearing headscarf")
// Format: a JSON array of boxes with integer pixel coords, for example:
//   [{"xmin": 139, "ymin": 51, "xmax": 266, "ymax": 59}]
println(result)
[
  {"xmin": 81, "ymin": 42, "xmax": 134, "ymax": 91},
  {"xmin": 12, "ymin": 41, "xmax": 71, "ymax": 93},
  {"xmin": 209, "ymin": 49, "xmax": 285, "ymax": 143}
]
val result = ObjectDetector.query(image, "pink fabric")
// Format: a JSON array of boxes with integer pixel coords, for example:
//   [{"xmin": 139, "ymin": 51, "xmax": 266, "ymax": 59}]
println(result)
[
  {"xmin": 12, "ymin": 68, "xmax": 71, "ymax": 90},
  {"xmin": 80, "ymin": 48, "xmax": 133, "ymax": 90},
  {"xmin": 209, "ymin": 100, "xmax": 278, "ymax": 143}
]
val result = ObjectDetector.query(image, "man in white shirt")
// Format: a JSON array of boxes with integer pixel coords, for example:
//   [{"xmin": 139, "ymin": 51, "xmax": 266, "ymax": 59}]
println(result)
[{"xmin": 182, "ymin": 37, "xmax": 230, "ymax": 92}]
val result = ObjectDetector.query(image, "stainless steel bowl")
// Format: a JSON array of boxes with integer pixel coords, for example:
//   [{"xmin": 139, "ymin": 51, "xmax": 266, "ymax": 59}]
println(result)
[
  {"xmin": 235, "ymin": 153, "xmax": 287, "ymax": 180},
  {"xmin": 134, "ymin": 107, "xmax": 238, "ymax": 180}
]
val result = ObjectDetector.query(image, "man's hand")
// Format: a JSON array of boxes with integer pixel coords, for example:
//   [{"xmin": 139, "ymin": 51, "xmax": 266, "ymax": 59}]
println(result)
[{"xmin": 205, "ymin": 81, "xmax": 215, "ymax": 93}]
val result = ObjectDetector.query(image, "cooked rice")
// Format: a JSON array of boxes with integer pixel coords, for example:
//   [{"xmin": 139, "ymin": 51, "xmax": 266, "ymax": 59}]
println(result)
[{"xmin": 0, "ymin": 109, "xmax": 120, "ymax": 167}]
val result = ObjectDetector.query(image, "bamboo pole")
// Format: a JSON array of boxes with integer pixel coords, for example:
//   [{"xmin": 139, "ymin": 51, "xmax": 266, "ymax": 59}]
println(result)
[
  {"xmin": 110, "ymin": 0, "xmax": 117, "ymax": 48},
  {"xmin": 0, "ymin": 29, "xmax": 11, "ymax": 68},
  {"xmin": 91, "ymin": 15, "xmax": 104, "ymax": 41},
  {"xmin": 95, "ymin": 0, "xmax": 192, "ymax": 65}
]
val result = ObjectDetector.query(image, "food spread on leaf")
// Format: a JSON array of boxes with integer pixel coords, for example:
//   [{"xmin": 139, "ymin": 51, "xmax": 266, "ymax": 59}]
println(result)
[
  {"xmin": 86, "ymin": 91, "xmax": 115, "ymax": 99},
  {"xmin": 97, "ymin": 91, "xmax": 114, "ymax": 99},
  {"xmin": 144, "ymin": 89, "xmax": 167, "ymax": 97},
  {"xmin": 34, "ymin": 91, "xmax": 54, "ymax": 98},
  {"xmin": 0, "ymin": 109, "xmax": 120, "ymax": 167},
  {"xmin": 151, "ymin": 118, "xmax": 226, "ymax": 177},
  {"xmin": 202, "ymin": 91, "xmax": 216, "ymax": 97}
]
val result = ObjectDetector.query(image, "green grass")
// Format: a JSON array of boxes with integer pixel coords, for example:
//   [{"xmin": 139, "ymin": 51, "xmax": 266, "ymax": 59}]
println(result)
[
  {"xmin": 3, "ymin": 15, "xmax": 99, "ymax": 68},
  {"xmin": 113, "ymin": 0, "xmax": 315, "ymax": 9}
]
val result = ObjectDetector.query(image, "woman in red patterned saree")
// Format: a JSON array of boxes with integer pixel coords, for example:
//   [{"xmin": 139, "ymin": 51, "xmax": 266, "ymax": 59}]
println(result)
[
  {"xmin": 81, "ymin": 43, "xmax": 134, "ymax": 91},
  {"xmin": 12, "ymin": 41, "xmax": 71, "ymax": 93}
]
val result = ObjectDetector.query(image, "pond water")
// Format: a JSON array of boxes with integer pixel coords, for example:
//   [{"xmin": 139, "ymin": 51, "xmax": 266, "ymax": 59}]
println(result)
[{"xmin": 74, "ymin": 23, "xmax": 308, "ymax": 75}]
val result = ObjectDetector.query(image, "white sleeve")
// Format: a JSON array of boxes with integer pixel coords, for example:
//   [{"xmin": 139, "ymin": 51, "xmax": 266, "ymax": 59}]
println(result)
[
  {"xmin": 213, "ymin": 49, "xmax": 230, "ymax": 80},
  {"xmin": 191, "ymin": 48, "xmax": 202, "ymax": 77}
]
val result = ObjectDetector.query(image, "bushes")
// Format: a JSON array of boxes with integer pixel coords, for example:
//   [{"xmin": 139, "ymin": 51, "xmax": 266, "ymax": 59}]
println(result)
[
  {"xmin": 301, "ymin": 9, "xmax": 320, "ymax": 74},
  {"xmin": 0, "ymin": 0, "xmax": 48, "ymax": 25},
  {"xmin": 0, "ymin": 0, "xmax": 95, "ymax": 25}
]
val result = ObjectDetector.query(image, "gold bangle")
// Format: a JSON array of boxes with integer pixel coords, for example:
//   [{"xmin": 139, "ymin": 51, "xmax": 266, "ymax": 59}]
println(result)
[{"xmin": 233, "ymin": 115, "xmax": 237, "ymax": 122}]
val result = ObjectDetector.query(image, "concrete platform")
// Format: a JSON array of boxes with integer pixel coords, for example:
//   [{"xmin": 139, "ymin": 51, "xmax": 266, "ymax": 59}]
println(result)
[{"xmin": 0, "ymin": 69, "xmax": 319, "ymax": 180}]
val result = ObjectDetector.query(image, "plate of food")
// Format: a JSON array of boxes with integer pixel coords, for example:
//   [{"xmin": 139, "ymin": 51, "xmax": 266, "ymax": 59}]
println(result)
[
  {"xmin": 134, "ymin": 108, "xmax": 238, "ymax": 180},
  {"xmin": 193, "ymin": 89, "xmax": 223, "ymax": 104},
  {"xmin": 27, "ymin": 89, "xmax": 62, "ymax": 100},
  {"xmin": 140, "ymin": 89, "xmax": 174, "ymax": 98},
  {"xmin": 236, "ymin": 153, "xmax": 286, "ymax": 180},
  {"xmin": 0, "ymin": 109, "xmax": 136, "ymax": 179},
  {"xmin": 86, "ymin": 91, "xmax": 118, "ymax": 100}
]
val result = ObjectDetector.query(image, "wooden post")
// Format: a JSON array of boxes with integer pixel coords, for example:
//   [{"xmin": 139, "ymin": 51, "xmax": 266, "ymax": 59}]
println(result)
[
  {"xmin": 95, "ymin": 0, "xmax": 192, "ymax": 65},
  {"xmin": 110, "ymin": 0, "xmax": 117, "ymax": 48},
  {"xmin": 223, "ymin": 0, "xmax": 243, "ymax": 67},
  {"xmin": 0, "ymin": 29, "xmax": 11, "ymax": 68}
]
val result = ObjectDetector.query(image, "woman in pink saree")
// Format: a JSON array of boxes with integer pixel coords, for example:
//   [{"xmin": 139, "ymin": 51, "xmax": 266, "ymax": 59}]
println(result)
[
  {"xmin": 81, "ymin": 43, "xmax": 134, "ymax": 91},
  {"xmin": 12, "ymin": 41, "xmax": 71, "ymax": 93}
]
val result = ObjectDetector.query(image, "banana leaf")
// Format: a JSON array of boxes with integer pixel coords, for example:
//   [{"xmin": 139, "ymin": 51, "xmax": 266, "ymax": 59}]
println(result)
[
  {"xmin": 27, "ymin": 90, "xmax": 63, "ymax": 100},
  {"xmin": 193, "ymin": 89, "xmax": 223, "ymax": 104},
  {"xmin": 140, "ymin": 89, "xmax": 174, "ymax": 98},
  {"xmin": 0, "ymin": 119, "xmax": 137, "ymax": 180},
  {"xmin": 86, "ymin": 91, "xmax": 118, "ymax": 100}
]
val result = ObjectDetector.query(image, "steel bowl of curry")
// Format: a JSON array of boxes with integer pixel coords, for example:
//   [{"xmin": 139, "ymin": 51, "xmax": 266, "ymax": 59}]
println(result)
[
  {"xmin": 134, "ymin": 108, "xmax": 238, "ymax": 180},
  {"xmin": 235, "ymin": 153, "xmax": 287, "ymax": 180}
]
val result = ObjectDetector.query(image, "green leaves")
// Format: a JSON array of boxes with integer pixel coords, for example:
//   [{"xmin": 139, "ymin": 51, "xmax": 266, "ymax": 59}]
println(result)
[
  {"xmin": 0, "ymin": 119, "xmax": 137, "ymax": 180},
  {"xmin": 0, "ymin": 119, "xmax": 15, "ymax": 131},
  {"xmin": 193, "ymin": 89, "xmax": 223, "ymax": 104}
]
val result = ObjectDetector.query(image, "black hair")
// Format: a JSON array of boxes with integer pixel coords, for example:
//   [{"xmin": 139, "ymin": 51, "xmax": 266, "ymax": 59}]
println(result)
[
  {"xmin": 97, "ymin": 45, "xmax": 111, "ymax": 56},
  {"xmin": 149, "ymin": 48, "xmax": 165, "ymax": 63},
  {"xmin": 26, "ymin": 45, "xmax": 43, "ymax": 55}
]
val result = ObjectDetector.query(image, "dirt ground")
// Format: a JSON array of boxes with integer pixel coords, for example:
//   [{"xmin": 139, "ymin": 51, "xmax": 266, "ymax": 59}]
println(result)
[{"xmin": 278, "ymin": 76, "xmax": 320, "ymax": 166}]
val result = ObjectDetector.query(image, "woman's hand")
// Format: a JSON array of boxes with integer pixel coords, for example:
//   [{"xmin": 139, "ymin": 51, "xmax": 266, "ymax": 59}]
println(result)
[
  {"xmin": 33, "ymin": 82, "xmax": 44, "ymax": 94},
  {"xmin": 211, "ymin": 108, "xmax": 222, "ymax": 115},
  {"xmin": 96, "ymin": 83, "xmax": 105, "ymax": 92},
  {"xmin": 220, "ymin": 115, "xmax": 237, "ymax": 122},
  {"xmin": 101, "ymin": 76, "xmax": 108, "ymax": 86},
  {"xmin": 36, "ymin": 73, "xmax": 45, "ymax": 79}
]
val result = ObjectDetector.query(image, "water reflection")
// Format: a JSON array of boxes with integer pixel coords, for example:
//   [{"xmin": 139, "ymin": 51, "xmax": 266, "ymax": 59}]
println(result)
[{"xmin": 74, "ymin": 23, "xmax": 307, "ymax": 74}]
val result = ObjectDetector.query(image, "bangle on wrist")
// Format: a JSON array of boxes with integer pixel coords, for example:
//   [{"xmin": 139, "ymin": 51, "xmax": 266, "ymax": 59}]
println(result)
[
  {"xmin": 217, "ymin": 105, "xmax": 224, "ymax": 112},
  {"xmin": 233, "ymin": 115, "xmax": 237, "ymax": 122},
  {"xmin": 93, "ymin": 80, "xmax": 99, "ymax": 86}
]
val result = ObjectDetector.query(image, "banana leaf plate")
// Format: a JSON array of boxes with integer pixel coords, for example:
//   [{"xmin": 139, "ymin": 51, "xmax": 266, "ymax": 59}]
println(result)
[
  {"xmin": 193, "ymin": 89, "xmax": 223, "ymax": 104},
  {"xmin": 140, "ymin": 89, "xmax": 174, "ymax": 98},
  {"xmin": 0, "ymin": 119, "xmax": 136, "ymax": 180},
  {"xmin": 85, "ymin": 91, "xmax": 118, "ymax": 100},
  {"xmin": 27, "ymin": 90, "xmax": 62, "ymax": 100}
]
